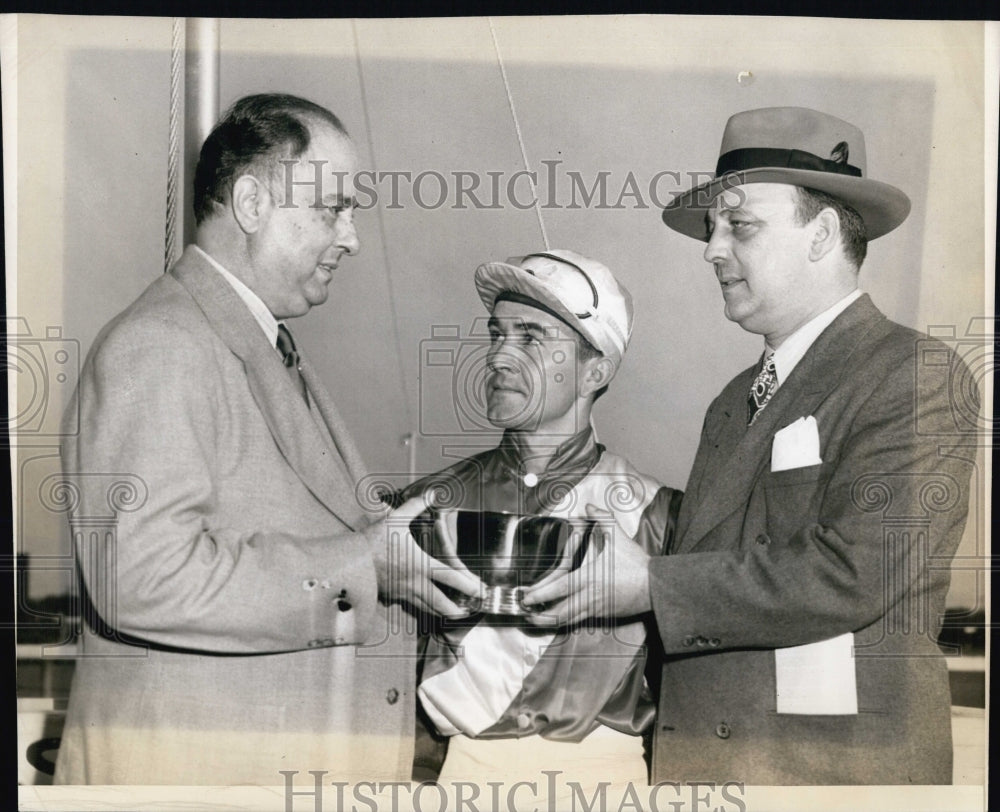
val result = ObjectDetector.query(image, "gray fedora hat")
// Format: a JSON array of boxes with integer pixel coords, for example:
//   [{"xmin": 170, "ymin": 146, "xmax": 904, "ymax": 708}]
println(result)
[{"xmin": 662, "ymin": 107, "xmax": 911, "ymax": 241}]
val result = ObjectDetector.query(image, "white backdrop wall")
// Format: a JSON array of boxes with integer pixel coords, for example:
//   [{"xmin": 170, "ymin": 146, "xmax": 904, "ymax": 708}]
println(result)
[{"xmin": 9, "ymin": 16, "xmax": 989, "ymax": 612}]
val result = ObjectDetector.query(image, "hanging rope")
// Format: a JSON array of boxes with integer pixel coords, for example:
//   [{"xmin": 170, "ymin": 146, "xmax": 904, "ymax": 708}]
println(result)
[
  {"xmin": 350, "ymin": 20, "xmax": 417, "ymax": 461},
  {"xmin": 488, "ymin": 17, "xmax": 550, "ymax": 250},
  {"xmin": 165, "ymin": 17, "xmax": 184, "ymax": 273}
]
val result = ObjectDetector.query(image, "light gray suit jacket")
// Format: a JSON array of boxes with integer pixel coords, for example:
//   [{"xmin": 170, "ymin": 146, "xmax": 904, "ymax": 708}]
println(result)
[
  {"xmin": 55, "ymin": 246, "xmax": 416, "ymax": 785},
  {"xmin": 649, "ymin": 295, "xmax": 976, "ymax": 785}
]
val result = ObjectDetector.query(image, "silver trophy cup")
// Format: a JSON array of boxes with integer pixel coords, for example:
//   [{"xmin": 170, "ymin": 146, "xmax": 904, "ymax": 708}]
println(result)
[{"xmin": 411, "ymin": 510, "xmax": 597, "ymax": 615}]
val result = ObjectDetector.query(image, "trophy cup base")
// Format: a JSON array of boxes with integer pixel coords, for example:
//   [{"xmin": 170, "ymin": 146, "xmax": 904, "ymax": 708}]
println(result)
[{"xmin": 474, "ymin": 585, "xmax": 528, "ymax": 616}]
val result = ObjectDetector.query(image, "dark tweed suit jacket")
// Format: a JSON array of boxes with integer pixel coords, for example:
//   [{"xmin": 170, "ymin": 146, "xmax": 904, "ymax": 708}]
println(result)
[{"xmin": 648, "ymin": 294, "xmax": 976, "ymax": 785}]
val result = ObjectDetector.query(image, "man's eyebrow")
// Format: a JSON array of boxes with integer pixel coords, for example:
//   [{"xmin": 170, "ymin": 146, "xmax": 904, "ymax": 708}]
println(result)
[
  {"xmin": 521, "ymin": 319, "xmax": 545, "ymax": 331},
  {"xmin": 487, "ymin": 316, "xmax": 557, "ymax": 336},
  {"xmin": 715, "ymin": 203, "xmax": 745, "ymax": 216},
  {"xmin": 706, "ymin": 204, "xmax": 748, "ymax": 223}
]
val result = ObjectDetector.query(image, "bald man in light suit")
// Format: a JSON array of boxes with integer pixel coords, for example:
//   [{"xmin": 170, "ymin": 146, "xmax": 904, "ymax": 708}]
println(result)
[{"xmin": 56, "ymin": 93, "xmax": 479, "ymax": 786}]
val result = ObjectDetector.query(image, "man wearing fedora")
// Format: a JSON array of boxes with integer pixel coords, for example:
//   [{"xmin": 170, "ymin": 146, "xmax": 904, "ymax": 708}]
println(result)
[
  {"xmin": 524, "ymin": 108, "xmax": 976, "ymax": 784},
  {"xmin": 398, "ymin": 250, "xmax": 682, "ymax": 786}
]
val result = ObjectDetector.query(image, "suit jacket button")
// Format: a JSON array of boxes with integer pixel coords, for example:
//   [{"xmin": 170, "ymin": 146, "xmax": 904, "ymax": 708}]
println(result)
[
  {"xmin": 708, "ymin": 637, "xmax": 721, "ymax": 647},
  {"xmin": 755, "ymin": 534, "xmax": 770, "ymax": 546},
  {"xmin": 682, "ymin": 636, "xmax": 695, "ymax": 647},
  {"xmin": 696, "ymin": 636, "xmax": 708, "ymax": 646},
  {"xmin": 386, "ymin": 688, "xmax": 399, "ymax": 705},
  {"xmin": 715, "ymin": 722, "xmax": 731, "ymax": 739},
  {"xmin": 516, "ymin": 713, "xmax": 532, "ymax": 729}
]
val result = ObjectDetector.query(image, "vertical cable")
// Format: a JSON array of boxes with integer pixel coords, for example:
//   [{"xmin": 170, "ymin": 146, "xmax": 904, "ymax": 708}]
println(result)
[
  {"xmin": 488, "ymin": 17, "xmax": 550, "ymax": 250},
  {"xmin": 165, "ymin": 17, "xmax": 184, "ymax": 272},
  {"xmin": 350, "ymin": 20, "xmax": 417, "ymax": 479},
  {"xmin": 166, "ymin": 18, "xmax": 219, "ymax": 271}
]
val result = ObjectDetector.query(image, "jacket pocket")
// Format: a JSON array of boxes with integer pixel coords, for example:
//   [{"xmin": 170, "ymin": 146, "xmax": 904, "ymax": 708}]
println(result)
[
  {"xmin": 760, "ymin": 461, "xmax": 836, "ymax": 543},
  {"xmin": 765, "ymin": 460, "xmax": 835, "ymax": 488}
]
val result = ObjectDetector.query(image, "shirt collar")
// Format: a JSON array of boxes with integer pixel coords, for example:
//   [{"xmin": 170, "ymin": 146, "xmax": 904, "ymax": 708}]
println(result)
[
  {"xmin": 193, "ymin": 245, "xmax": 281, "ymax": 348},
  {"xmin": 767, "ymin": 289, "xmax": 862, "ymax": 387},
  {"xmin": 496, "ymin": 423, "xmax": 603, "ymax": 479}
]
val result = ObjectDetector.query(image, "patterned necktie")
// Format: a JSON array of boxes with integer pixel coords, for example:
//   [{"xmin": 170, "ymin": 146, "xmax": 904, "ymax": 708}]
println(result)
[
  {"xmin": 276, "ymin": 323, "xmax": 308, "ymax": 403},
  {"xmin": 747, "ymin": 354, "xmax": 777, "ymax": 425}
]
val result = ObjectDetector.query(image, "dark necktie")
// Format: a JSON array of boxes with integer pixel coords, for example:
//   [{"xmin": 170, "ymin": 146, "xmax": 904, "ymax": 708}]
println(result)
[
  {"xmin": 276, "ymin": 323, "xmax": 308, "ymax": 403},
  {"xmin": 747, "ymin": 354, "xmax": 777, "ymax": 425}
]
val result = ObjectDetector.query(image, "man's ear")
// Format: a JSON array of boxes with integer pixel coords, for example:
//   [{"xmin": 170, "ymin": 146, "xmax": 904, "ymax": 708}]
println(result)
[
  {"xmin": 580, "ymin": 356, "xmax": 616, "ymax": 397},
  {"xmin": 807, "ymin": 207, "xmax": 841, "ymax": 262},
  {"xmin": 231, "ymin": 175, "xmax": 269, "ymax": 234}
]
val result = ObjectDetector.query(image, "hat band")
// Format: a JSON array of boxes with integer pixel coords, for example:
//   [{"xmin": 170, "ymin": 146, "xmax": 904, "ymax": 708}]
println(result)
[{"xmin": 715, "ymin": 147, "xmax": 862, "ymax": 179}]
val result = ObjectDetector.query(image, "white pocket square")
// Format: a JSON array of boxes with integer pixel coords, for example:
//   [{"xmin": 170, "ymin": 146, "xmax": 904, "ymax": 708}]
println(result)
[
  {"xmin": 775, "ymin": 632, "xmax": 858, "ymax": 715},
  {"xmin": 771, "ymin": 416, "xmax": 822, "ymax": 472}
]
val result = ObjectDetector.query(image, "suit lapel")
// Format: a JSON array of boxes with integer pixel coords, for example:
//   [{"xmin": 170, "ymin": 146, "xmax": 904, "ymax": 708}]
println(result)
[
  {"xmin": 171, "ymin": 247, "xmax": 365, "ymax": 530},
  {"xmin": 300, "ymin": 359, "xmax": 368, "ymax": 485},
  {"xmin": 679, "ymin": 295, "xmax": 886, "ymax": 550}
]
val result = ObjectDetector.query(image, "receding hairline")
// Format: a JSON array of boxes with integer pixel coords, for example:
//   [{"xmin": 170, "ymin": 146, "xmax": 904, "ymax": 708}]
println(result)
[
  {"xmin": 301, "ymin": 111, "xmax": 350, "ymax": 141},
  {"xmin": 245, "ymin": 116, "xmax": 357, "ymax": 202}
]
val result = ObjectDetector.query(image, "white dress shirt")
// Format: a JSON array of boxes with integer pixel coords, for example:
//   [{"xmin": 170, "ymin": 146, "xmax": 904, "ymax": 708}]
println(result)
[
  {"xmin": 766, "ymin": 289, "xmax": 862, "ymax": 388},
  {"xmin": 192, "ymin": 245, "xmax": 282, "ymax": 348}
]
